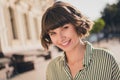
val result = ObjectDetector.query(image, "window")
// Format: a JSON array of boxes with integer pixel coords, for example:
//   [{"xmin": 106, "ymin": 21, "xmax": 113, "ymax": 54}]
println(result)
[
  {"xmin": 8, "ymin": 7, "xmax": 18, "ymax": 39},
  {"xmin": 34, "ymin": 17, "xmax": 39, "ymax": 39},
  {"xmin": 23, "ymin": 13, "xmax": 31, "ymax": 39}
]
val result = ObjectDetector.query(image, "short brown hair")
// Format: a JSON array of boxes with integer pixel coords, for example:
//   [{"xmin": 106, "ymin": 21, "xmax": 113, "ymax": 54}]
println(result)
[{"xmin": 41, "ymin": 1, "xmax": 94, "ymax": 49}]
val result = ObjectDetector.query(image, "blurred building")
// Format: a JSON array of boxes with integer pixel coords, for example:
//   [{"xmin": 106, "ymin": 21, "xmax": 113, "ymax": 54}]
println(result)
[{"xmin": 0, "ymin": 0, "xmax": 54, "ymax": 55}]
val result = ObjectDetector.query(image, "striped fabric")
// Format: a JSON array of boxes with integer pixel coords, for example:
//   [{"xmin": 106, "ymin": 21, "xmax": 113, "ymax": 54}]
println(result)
[{"xmin": 46, "ymin": 41, "xmax": 120, "ymax": 80}]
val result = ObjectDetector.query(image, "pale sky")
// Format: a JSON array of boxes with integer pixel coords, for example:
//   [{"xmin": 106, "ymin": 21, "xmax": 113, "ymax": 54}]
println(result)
[{"xmin": 56, "ymin": 0, "xmax": 118, "ymax": 20}]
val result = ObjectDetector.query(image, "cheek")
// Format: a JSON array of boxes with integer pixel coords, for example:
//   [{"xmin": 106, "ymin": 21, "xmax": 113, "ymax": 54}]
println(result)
[
  {"xmin": 67, "ymin": 30, "xmax": 78, "ymax": 38},
  {"xmin": 50, "ymin": 36, "xmax": 57, "ymax": 44}
]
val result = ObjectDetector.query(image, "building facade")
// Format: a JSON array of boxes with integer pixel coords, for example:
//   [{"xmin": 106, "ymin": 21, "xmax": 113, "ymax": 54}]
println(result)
[{"xmin": 0, "ymin": 0, "xmax": 54, "ymax": 54}]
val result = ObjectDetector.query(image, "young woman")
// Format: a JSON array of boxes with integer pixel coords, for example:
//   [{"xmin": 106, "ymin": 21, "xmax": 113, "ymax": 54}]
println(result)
[{"xmin": 41, "ymin": 1, "xmax": 120, "ymax": 80}]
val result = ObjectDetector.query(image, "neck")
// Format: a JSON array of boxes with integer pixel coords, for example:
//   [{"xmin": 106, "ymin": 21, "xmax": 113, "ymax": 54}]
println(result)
[{"xmin": 65, "ymin": 40, "xmax": 85, "ymax": 64}]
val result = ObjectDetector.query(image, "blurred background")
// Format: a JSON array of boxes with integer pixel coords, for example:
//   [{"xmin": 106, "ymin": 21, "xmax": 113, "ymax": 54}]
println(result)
[{"xmin": 0, "ymin": 0, "xmax": 120, "ymax": 80}]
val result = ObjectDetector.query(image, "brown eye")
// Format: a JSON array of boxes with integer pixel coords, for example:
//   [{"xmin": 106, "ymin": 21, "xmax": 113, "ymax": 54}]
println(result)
[
  {"xmin": 49, "ymin": 32, "xmax": 56, "ymax": 36},
  {"xmin": 63, "ymin": 26, "xmax": 69, "ymax": 30},
  {"xmin": 64, "ymin": 26, "xmax": 68, "ymax": 29}
]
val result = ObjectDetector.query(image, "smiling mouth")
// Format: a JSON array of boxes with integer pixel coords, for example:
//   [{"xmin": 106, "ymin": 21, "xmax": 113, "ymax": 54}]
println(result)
[{"xmin": 61, "ymin": 39, "xmax": 71, "ymax": 46}]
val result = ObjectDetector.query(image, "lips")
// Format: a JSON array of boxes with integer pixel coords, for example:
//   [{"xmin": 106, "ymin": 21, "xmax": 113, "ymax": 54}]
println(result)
[{"xmin": 61, "ymin": 39, "xmax": 71, "ymax": 46}]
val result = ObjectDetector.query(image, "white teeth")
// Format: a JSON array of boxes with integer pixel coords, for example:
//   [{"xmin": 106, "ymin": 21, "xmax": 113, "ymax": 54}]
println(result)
[
  {"xmin": 62, "ymin": 40, "xmax": 70, "ymax": 46},
  {"xmin": 62, "ymin": 42, "xmax": 68, "ymax": 46}
]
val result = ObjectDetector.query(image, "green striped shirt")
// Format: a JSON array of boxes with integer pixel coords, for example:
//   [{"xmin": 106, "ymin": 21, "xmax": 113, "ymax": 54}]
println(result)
[{"xmin": 46, "ymin": 41, "xmax": 120, "ymax": 80}]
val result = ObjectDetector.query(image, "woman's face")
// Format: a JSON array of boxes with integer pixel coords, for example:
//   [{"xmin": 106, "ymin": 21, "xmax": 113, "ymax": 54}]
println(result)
[{"xmin": 48, "ymin": 23, "xmax": 80, "ymax": 52}]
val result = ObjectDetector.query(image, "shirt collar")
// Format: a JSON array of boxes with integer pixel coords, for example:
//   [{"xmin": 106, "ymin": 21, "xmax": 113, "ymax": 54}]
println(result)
[{"xmin": 83, "ymin": 41, "xmax": 93, "ymax": 67}]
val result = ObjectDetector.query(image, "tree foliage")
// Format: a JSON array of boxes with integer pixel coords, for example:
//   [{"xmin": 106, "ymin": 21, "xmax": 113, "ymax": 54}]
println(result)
[
  {"xmin": 91, "ymin": 18, "xmax": 105, "ymax": 33},
  {"xmin": 101, "ymin": 0, "xmax": 120, "ymax": 34}
]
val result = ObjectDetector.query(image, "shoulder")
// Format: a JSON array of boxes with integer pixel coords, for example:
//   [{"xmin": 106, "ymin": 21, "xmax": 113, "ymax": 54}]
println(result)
[
  {"xmin": 47, "ymin": 56, "xmax": 63, "ymax": 69},
  {"xmin": 91, "ymin": 48, "xmax": 119, "ymax": 69},
  {"xmin": 85, "ymin": 41, "xmax": 115, "ymax": 61},
  {"xmin": 92, "ymin": 47, "xmax": 115, "ymax": 61}
]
